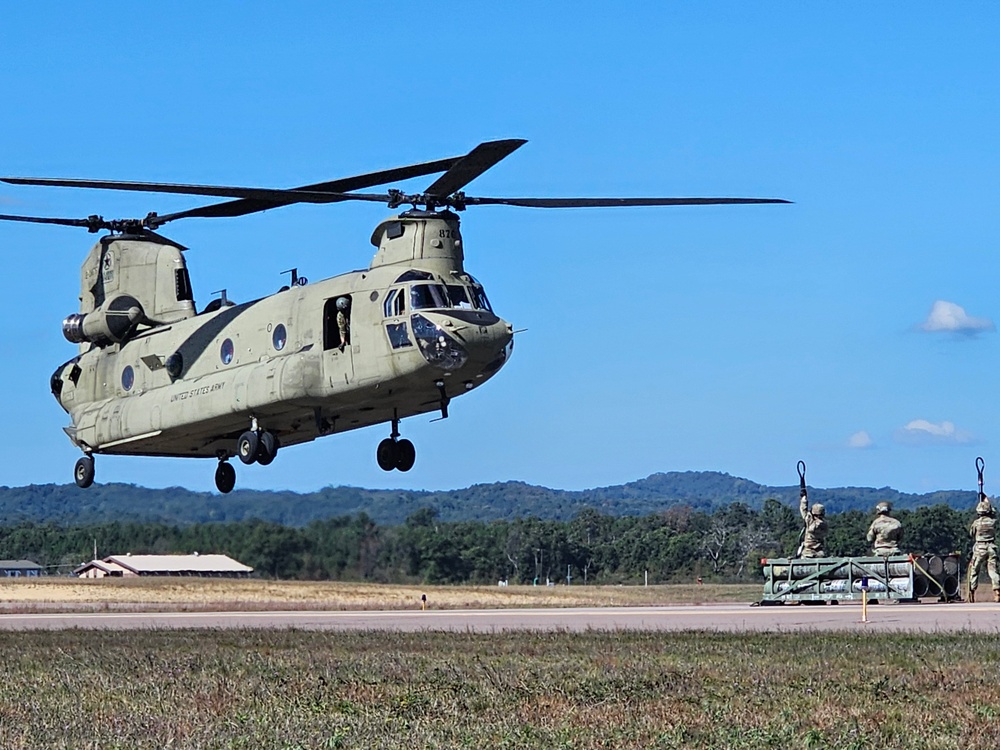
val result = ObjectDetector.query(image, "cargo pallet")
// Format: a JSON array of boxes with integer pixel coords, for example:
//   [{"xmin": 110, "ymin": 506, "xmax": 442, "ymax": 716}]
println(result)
[{"xmin": 760, "ymin": 554, "xmax": 961, "ymax": 605}]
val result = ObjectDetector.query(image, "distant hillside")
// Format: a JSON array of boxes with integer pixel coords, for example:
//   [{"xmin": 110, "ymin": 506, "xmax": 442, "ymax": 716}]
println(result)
[{"xmin": 0, "ymin": 471, "xmax": 979, "ymax": 527}]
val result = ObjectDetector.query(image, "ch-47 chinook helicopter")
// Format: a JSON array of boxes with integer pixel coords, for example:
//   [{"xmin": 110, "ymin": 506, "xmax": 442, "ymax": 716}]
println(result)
[{"xmin": 0, "ymin": 139, "xmax": 788, "ymax": 493}]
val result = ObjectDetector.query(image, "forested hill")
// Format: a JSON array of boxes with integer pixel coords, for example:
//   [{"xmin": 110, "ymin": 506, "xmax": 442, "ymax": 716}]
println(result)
[{"xmin": 0, "ymin": 471, "xmax": 978, "ymax": 527}]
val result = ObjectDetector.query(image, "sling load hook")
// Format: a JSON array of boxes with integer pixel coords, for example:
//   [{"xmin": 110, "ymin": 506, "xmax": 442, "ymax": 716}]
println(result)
[
  {"xmin": 977, "ymin": 456, "xmax": 985, "ymax": 499},
  {"xmin": 793, "ymin": 460, "xmax": 807, "ymax": 559}
]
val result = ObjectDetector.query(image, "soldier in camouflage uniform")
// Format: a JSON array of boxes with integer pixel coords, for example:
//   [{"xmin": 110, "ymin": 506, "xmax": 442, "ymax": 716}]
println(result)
[
  {"xmin": 866, "ymin": 502, "xmax": 903, "ymax": 557},
  {"xmin": 968, "ymin": 496, "xmax": 1000, "ymax": 603},
  {"xmin": 798, "ymin": 489, "xmax": 828, "ymax": 558}
]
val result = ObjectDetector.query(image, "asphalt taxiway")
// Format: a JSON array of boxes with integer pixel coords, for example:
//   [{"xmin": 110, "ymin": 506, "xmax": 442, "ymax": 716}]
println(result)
[{"xmin": 0, "ymin": 602, "xmax": 997, "ymax": 632}]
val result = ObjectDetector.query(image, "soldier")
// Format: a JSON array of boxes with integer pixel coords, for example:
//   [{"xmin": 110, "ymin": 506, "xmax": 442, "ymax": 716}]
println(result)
[
  {"xmin": 798, "ymin": 488, "xmax": 828, "ymax": 558},
  {"xmin": 335, "ymin": 297, "xmax": 351, "ymax": 351},
  {"xmin": 968, "ymin": 495, "xmax": 1000, "ymax": 603},
  {"xmin": 866, "ymin": 502, "xmax": 903, "ymax": 557}
]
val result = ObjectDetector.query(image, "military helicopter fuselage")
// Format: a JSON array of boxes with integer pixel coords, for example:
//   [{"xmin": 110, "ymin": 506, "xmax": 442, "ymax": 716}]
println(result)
[
  {"xmin": 2, "ymin": 138, "xmax": 788, "ymax": 493},
  {"xmin": 50, "ymin": 210, "xmax": 510, "ymax": 487}
]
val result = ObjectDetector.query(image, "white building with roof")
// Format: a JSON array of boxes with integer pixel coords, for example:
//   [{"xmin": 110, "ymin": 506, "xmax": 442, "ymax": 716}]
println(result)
[{"xmin": 74, "ymin": 553, "xmax": 252, "ymax": 578}]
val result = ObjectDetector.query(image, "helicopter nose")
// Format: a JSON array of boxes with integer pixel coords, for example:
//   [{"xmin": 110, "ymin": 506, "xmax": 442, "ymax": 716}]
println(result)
[{"xmin": 414, "ymin": 312, "xmax": 513, "ymax": 377}]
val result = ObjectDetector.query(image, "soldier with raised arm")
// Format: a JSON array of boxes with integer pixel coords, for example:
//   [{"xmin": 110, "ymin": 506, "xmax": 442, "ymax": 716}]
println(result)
[
  {"xmin": 968, "ymin": 495, "xmax": 1000, "ymax": 603},
  {"xmin": 798, "ymin": 488, "xmax": 828, "ymax": 558}
]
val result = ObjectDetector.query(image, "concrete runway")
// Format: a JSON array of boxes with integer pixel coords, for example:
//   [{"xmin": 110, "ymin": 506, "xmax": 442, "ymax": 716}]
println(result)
[{"xmin": 0, "ymin": 601, "xmax": 998, "ymax": 632}]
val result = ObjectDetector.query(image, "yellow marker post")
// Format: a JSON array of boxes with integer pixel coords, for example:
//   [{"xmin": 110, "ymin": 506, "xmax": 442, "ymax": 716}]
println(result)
[{"xmin": 860, "ymin": 576, "xmax": 869, "ymax": 623}]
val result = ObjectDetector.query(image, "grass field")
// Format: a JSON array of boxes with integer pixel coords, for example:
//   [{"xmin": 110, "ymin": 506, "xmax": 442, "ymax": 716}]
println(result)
[
  {"xmin": 0, "ymin": 578, "xmax": 760, "ymax": 612},
  {"xmin": 0, "ymin": 628, "xmax": 994, "ymax": 749}
]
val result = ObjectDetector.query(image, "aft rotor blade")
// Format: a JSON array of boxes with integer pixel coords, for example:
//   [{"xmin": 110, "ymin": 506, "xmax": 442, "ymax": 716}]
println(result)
[
  {"xmin": 423, "ymin": 139, "xmax": 527, "ymax": 198},
  {"xmin": 0, "ymin": 213, "xmax": 106, "ymax": 230},
  {"xmin": 461, "ymin": 196, "xmax": 792, "ymax": 207},
  {"xmin": 155, "ymin": 155, "xmax": 463, "ymax": 223},
  {"xmin": 2, "ymin": 154, "xmax": 466, "ymax": 226}
]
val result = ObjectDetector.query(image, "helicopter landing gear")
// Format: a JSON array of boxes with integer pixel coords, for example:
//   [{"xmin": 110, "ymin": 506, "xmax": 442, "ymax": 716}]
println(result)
[
  {"xmin": 236, "ymin": 418, "xmax": 279, "ymax": 466},
  {"xmin": 376, "ymin": 414, "xmax": 416, "ymax": 472},
  {"xmin": 237, "ymin": 430, "xmax": 259, "ymax": 465},
  {"xmin": 376, "ymin": 438, "xmax": 416, "ymax": 472},
  {"xmin": 215, "ymin": 459, "xmax": 236, "ymax": 494},
  {"xmin": 74, "ymin": 455, "xmax": 95, "ymax": 489},
  {"xmin": 256, "ymin": 431, "xmax": 279, "ymax": 466}
]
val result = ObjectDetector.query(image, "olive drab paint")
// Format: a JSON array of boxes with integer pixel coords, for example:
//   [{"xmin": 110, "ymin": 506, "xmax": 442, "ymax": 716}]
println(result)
[
  {"xmin": 3, "ymin": 139, "xmax": 788, "ymax": 492},
  {"xmin": 51, "ymin": 212, "xmax": 513, "ymax": 481}
]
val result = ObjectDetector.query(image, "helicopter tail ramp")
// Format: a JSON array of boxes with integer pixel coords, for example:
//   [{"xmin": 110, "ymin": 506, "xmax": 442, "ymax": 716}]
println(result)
[{"xmin": 760, "ymin": 554, "xmax": 961, "ymax": 604}]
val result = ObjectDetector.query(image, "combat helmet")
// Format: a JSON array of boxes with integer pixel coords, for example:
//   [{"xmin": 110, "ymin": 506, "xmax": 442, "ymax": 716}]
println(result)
[
  {"xmin": 875, "ymin": 502, "xmax": 891, "ymax": 515},
  {"xmin": 811, "ymin": 503, "xmax": 825, "ymax": 517},
  {"xmin": 977, "ymin": 497, "xmax": 994, "ymax": 516}
]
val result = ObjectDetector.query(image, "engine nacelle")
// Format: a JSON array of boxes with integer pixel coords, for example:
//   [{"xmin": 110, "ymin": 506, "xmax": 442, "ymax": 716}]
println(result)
[{"xmin": 63, "ymin": 294, "xmax": 145, "ymax": 345}]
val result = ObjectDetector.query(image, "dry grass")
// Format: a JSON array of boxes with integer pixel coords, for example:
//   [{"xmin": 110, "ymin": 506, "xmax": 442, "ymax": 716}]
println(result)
[
  {"xmin": 0, "ymin": 577, "xmax": 758, "ymax": 612},
  {"xmin": 0, "ymin": 629, "xmax": 994, "ymax": 749}
]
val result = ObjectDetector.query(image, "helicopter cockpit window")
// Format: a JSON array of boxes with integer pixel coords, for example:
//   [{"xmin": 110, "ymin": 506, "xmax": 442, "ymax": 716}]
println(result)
[
  {"xmin": 446, "ymin": 285, "xmax": 474, "ymax": 310},
  {"xmin": 410, "ymin": 284, "xmax": 451, "ymax": 310},
  {"xmin": 471, "ymin": 284, "xmax": 492, "ymax": 312},
  {"xmin": 383, "ymin": 288, "xmax": 406, "ymax": 318},
  {"xmin": 394, "ymin": 270, "xmax": 433, "ymax": 283},
  {"xmin": 410, "ymin": 282, "xmax": 492, "ymax": 311}
]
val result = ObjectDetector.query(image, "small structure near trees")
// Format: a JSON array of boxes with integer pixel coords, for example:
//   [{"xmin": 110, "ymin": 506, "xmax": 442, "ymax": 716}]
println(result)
[
  {"xmin": 74, "ymin": 553, "xmax": 252, "ymax": 579},
  {"xmin": 0, "ymin": 560, "xmax": 43, "ymax": 577}
]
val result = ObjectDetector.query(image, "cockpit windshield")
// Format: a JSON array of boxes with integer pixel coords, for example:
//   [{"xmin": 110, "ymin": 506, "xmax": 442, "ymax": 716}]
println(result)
[{"xmin": 409, "ymin": 283, "xmax": 492, "ymax": 312}]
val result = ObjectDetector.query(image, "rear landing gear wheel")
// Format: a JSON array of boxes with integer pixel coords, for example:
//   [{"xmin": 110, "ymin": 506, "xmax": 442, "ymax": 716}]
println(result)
[
  {"xmin": 215, "ymin": 460, "xmax": 236, "ymax": 494},
  {"xmin": 395, "ymin": 439, "xmax": 416, "ymax": 472},
  {"xmin": 237, "ymin": 431, "xmax": 259, "ymax": 465},
  {"xmin": 74, "ymin": 456, "xmax": 95, "ymax": 489},
  {"xmin": 377, "ymin": 438, "xmax": 397, "ymax": 471},
  {"xmin": 256, "ymin": 431, "xmax": 278, "ymax": 466}
]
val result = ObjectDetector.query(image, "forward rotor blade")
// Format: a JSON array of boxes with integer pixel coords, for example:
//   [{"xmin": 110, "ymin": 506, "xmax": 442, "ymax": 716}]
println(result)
[
  {"xmin": 423, "ymin": 139, "xmax": 527, "ymax": 198},
  {"xmin": 461, "ymin": 196, "xmax": 792, "ymax": 208}
]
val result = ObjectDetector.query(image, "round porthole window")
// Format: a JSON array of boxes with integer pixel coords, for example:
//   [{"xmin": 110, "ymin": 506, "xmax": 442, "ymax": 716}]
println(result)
[
  {"xmin": 121, "ymin": 365, "xmax": 134, "ymax": 391},
  {"xmin": 272, "ymin": 323, "xmax": 287, "ymax": 351},
  {"xmin": 220, "ymin": 338, "xmax": 235, "ymax": 365}
]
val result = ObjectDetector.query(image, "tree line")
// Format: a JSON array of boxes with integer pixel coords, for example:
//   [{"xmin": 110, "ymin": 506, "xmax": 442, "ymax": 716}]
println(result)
[{"xmin": 0, "ymin": 501, "xmax": 975, "ymax": 584}]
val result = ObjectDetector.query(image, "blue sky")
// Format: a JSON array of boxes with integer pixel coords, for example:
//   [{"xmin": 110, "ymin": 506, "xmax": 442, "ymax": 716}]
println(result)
[{"xmin": 2, "ymin": 4, "xmax": 999, "ymax": 497}]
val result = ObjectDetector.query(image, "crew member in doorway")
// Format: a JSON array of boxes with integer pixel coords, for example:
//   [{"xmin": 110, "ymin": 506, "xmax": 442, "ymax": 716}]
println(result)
[
  {"xmin": 798, "ymin": 488, "xmax": 828, "ymax": 558},
  {"xmin": 866, "ymin": 502, "xmax": 903, "ymax": 557},
  {"xmin": 336, "ymin": 297, "xmax": 351, "ymax": 352},
  {"xmin": 968, "ymin": 495, "xmax": 1000, "ymax": 603}
]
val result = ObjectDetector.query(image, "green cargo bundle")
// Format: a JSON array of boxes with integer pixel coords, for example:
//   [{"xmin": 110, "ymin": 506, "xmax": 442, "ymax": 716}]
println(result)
[{"xmin": 761, "ymin": 554, "xmax": 961, "ymax": 604}]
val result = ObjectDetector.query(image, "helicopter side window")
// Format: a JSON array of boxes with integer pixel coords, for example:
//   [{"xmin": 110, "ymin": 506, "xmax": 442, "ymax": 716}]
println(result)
[
  {"xmin": 383, "ymin": 288, "xmax": 406, "ymax": 318},
  {"xmin": 386, "ymin": 322, "xmax": 412, "ymax": 349},
  {"xmin": 410, "ymin": 283, "xmax": 450, "ymax": 310}
]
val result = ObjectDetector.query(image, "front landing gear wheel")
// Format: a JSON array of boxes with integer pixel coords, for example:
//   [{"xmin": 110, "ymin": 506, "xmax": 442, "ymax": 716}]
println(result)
[
  {"xmin": 237, "ymin": 431, "xmax": 259, "ymax": 465},
  {"xmin": 377, "ymin": 438, "xmax": 397, "ymax": 471},
  {"xmin": 215, "ymin": 461, "xmax": 236, "ymax": 494},
  {"xmin": 74, "ymin": 456, "xmax": 95, "ymax": 489},
  {"xmin": 395, "ymin": 439, "xmax": 416, "ymax": 472}
]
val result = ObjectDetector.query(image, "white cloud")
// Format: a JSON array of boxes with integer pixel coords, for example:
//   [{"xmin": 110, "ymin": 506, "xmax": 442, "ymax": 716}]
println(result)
[
  {"xmin": 894, "ymin": 419, "xmax": 977, "ymax": 445},
  {"xmin": 847, "ymin": 430, "xmax": 873, "ymax": 449},
  {"xmin": 919, "ymin": 300, "xmax": 994, "ymax": 336}
]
